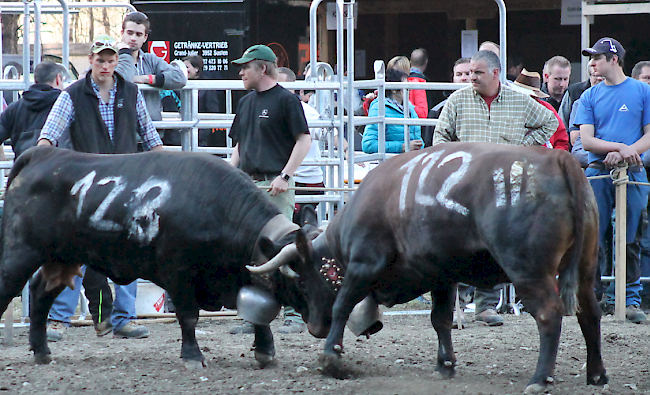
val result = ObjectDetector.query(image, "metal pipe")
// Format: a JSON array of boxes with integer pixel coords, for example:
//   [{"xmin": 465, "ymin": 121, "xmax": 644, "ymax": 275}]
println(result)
[
  {"xmin": 0, "ymin": 2, "xmax": 136, "ymax": 11},
  {"xmin": 22, "ymin": 0, "xmax": 30, "ymax": 88},
  {"xmin": 581, "ymin": 0, "xmax": 591, "ymax": 81},
  {"xmin": 494, "ymin": 0, "xmax": 507, "ymax": 84},
  {"xmin": 375, "ymin": 61, "xmax": 386, "ymax": 156},
  {"xmin": 57, "ymin": 0, "xmax": 69, "ymax": 76},
  {"xmin": 34, "ymin": 0, "xmax": 42, "ymax": 68},
  {"xmin": 179, "ymin": 89, "xmax": 192, "ymax": 151},
  {"xmin": 336, "ymin": 0, "xmax": 344, "ymax": 207},
  {"xmin": 345, "ymin": 0, "xmax": 356, "ymax": 196},
  {"xmin": 309, "ymin": 0, "xmax": 325, "ymax": 84}
]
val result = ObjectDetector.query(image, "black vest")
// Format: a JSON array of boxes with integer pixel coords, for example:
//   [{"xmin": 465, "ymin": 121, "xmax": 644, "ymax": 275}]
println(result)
[{"xmin": 66, "ymin": 73, "xmax": 139, "ymax": 154}]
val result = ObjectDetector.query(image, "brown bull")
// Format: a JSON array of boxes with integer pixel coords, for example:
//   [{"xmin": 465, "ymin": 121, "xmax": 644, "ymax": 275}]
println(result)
[{"xmin": 251, "ymin": 143, "xmax": 607, "ymax": 394}]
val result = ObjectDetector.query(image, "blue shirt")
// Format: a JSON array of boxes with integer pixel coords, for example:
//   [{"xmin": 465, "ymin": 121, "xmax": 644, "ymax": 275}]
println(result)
[{"xmin": 575, "ymin": 77, "xmax": 650, "ymax": 164}]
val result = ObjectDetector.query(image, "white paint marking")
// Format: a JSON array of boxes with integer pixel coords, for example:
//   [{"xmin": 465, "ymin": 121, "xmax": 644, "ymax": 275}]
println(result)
[
  {"xmin": 89, "ymin": 176, "xmax": 126, "ymax": 231},
  {"xmin": 510, "ymin": 161, "xmax": 524, "ymax": 206},
  {"xmin": 414, "ymin": 151, "xmax": 445, "ymax": 207},
  {"xmin": 71, "ymin": 171, "xmax": 97, "ymax": 218},
  {"xmin": 525, "ymin": 163, "xmax": 537, "ymax": 200},
  {"xmin": 493, "ymin": 168, "xmax": 506, "ymax": 208},
  {"xmin": 398, "ymin": 152, "xmax": 429, "ymax": 214},
  {"xmin": 128, "ymin": 178, "xmax": 172, "ymax": 244},
  {"xmin": 435, "ymin": 152, "xmax": 471, "ymax": 216}
]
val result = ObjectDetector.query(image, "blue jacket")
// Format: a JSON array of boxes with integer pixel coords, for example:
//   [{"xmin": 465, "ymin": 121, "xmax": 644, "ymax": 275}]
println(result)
[{"xmin": 362, "ymin": 98, "xmax": 421, "ymax": 154}]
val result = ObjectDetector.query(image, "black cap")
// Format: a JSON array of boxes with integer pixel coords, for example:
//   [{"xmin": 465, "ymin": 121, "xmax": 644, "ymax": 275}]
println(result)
[{"xmin": 582, "ymin": 37, "xmax": 625, "ymax": 59}]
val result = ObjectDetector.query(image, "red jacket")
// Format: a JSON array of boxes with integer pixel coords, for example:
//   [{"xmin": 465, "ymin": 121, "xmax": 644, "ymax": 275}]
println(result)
[
  {"xmin": 536, "ymin": 98, "xmax": 569, "ymax": 151},
  {"xmin": 407, "ymin": 76, "xmax": 428, "ymax": 119}
]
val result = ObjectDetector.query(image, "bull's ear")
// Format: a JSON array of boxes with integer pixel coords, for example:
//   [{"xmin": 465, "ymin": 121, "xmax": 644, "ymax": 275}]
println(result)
[
  {"xmin": 298, "ymin": 205, "xmax": 318, "ymax": 227},
  {"xmin": 258, "ymin": 236, "xmax": 281, "ymax": 259},
  {"xmin": 294, "ymin": 229, "xmax": 313, "ymax": 265}
]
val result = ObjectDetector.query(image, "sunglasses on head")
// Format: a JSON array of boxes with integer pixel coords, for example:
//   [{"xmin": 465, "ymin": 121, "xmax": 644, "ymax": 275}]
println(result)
[{"xmin": 93, "ymin": 38, "xmax": 117, "ymax": 48}]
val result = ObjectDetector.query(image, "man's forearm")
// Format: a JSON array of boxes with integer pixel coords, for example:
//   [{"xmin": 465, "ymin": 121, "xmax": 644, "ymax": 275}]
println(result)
[
  {"xmin": 281, "ymin": 133, "xmax": 311, "ymax": 176},
  {"xmin": 629, "ymin": 133, "xmax": 650, "ymax": 156},
  {"xmin": 230, "ymin": 144, "xmax": 240, "ymax": 168}
]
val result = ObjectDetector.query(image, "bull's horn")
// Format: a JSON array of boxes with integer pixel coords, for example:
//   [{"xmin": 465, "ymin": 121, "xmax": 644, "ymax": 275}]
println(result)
[
  {"xmin": 246, "ymin": 244, "xmax": 298, "ymax": 274},
  {"xmin": 279, "ymin": 264, "xmax": 299, "ymax": 279}
]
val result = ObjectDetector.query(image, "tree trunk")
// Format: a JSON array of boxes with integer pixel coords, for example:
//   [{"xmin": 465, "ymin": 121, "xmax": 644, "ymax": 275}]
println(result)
[
  {"xmin": 89, "ymin": 8, "xmax": 94, "ymax": 41},
  {"xmin": 2, "ymin": 14, "xmax": 20, "ymax": 54},
  {"xmin": 102, "ymin": 1, "xmax": 110, "ymax": 35}
]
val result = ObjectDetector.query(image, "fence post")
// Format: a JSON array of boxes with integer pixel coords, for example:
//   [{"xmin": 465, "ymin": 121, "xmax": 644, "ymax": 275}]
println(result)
[
  {"xmin": 3, "ymin": 299, "xmax": 13, "ymax": 346},
  {"xmin": 613, "ymin": 166, "xmax": 627, "ymax": 321}
]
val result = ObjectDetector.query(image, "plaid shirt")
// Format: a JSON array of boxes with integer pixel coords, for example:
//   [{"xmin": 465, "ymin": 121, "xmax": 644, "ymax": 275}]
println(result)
[
  {"xmin": 40, "ymin": 78, "xmax": 162, "ymax": 150},
  {"xmin": 432, "ymin": 84, "xmax": 558, "ymax": 146}
]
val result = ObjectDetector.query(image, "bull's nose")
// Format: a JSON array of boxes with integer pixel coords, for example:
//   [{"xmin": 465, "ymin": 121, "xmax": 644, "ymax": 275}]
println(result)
[{"xmin": 307, "ymin": 322, "xmax": 329, "ymax": 339}]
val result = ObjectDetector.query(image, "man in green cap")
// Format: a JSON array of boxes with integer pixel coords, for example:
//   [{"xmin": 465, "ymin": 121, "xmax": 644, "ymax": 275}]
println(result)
[{"xmin": 228, "ymin": 44, "xmax": 311, "ymax": 334}]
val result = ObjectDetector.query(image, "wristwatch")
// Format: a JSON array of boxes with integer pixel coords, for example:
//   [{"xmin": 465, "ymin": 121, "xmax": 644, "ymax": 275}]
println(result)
[{"xmin": 279, "ymin": 172, "xmax": 291, "ymax": 182}]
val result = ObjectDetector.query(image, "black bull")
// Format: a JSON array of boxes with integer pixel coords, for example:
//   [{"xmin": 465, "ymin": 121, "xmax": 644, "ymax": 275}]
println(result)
[
  {"xmin": 0, "ymin": 146, "xmax": 315, "ymax": 368},
  {"xmin": 254, "ymin": 143, "xmax": 608, "ymax": 394}
]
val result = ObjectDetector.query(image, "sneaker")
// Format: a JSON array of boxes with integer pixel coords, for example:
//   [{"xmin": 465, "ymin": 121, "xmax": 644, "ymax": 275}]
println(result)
[
  {"xmin": 452, "ymin": 310, "xmax": 466, "ymax": 329},
  {"xmin": 95, "ymin": 320, "xmax": 113, "ymax": 337},
  {"xmin": 229, "ymin": 320, "xmax": 255, "ymax": 334},
  {"xmin": 276, "ymin": 320, "xmax": 306, "ymax": 334},
  {"xmin": 474, "ymin": 309, "xmax": 504, "ymax": 327},
  {"xmin": 46, "ymin": 320, "xmax": 67, "ymax": 342},
  {"xmin": 599, "ymin": 300, "xmax": 615, "ymax": 315},
  {"xmin": 113, "ymin": 322, "xmax": 149, "ymax": 339},
  {"xmin": 625, "ymin": 305, "xmax": 648, "ymax": 324}
]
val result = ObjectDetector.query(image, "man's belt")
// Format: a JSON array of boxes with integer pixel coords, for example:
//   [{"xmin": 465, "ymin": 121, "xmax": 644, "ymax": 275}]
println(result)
[
  {"xmin": 249, "ymin": 173, "xmax": 278, "ymax": 181},
  {"xmin": 588, "ymin": 161, "xmax": 643, "ymax": 173}
]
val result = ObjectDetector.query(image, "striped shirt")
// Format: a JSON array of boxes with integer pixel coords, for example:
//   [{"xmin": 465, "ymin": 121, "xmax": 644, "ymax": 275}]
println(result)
[
  {"xmin": 40, "ymin": 78, "xmax": 163, "ymax": 150},
  {"xmin": 432, "ymin": 84, "xmax": 558, "ymax": 146}
]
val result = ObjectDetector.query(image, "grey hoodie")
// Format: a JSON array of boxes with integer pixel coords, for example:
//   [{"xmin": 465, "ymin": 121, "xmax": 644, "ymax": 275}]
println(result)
[{"xmin": 115, "ymin": 50, "xmax": 187, "ymax": 121}]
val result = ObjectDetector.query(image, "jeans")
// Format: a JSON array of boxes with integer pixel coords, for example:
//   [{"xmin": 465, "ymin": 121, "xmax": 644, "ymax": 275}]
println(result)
[
  {"xmin": 48, "ymin": 265, "xmax": 138, "ymax": 331},
  {"xmin": 587, "ymin": 167, "xmax": 648, "ymax": 306}
]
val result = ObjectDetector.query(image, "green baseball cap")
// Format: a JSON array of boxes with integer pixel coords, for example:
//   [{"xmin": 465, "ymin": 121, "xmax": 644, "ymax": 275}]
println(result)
[
  {"xmin": 90, "ymin": 34, "xmax": 118, "ymax": 54},
  {"xmin": 232, "ymin": 44, "xmax": 277, "ymax": 65}
]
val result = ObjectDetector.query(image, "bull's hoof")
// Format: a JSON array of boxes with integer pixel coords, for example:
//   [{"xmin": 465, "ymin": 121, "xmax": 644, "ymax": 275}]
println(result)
[
  {"xmin": 34, "ymin": 354, "xmax": 52, "ymax": 365},
  {"xmin": 433, "ymin": 361, "xmax": 456, "ymax": 379},
  {"xmin": 523, "ymin": 383, "xmax": 546, "ymax": 394},
  {"xmin": 318, "ymin": 352, "xmax": 348, "ymax": 379},
  {"xmin": 183, "ymin": 359, "xmax": 206, "ymax": 370},
  {"xmin": 586, "ymin": 371, "xmax": 609, "ymax": 386},
  {"xmin": 254, "ymin": 351, "xmax": 275, "ymax": 368}
]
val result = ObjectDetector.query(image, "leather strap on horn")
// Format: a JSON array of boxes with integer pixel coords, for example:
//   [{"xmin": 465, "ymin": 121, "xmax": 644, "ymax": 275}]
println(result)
[
  {"xmin": 250, "ymin": 214, "xmax": 300, "ymax": 267},
  {"xmin": 249, "ymin": 214, "xmax": 300, "ymax": 290}
]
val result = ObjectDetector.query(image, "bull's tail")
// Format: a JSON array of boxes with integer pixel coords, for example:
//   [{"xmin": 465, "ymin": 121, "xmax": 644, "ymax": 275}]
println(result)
[
  {"xmin": 556, "ymin": 153, "xmax": 586, "ymax": 316},
  {"xmin": 6, "ymin": 146, "xmax": 41, "ymax": 190}
]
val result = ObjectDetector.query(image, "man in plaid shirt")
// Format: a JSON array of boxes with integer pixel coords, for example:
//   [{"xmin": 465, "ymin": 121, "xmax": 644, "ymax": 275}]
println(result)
[
  {"xmin": 432, "ymin": 50, "xmax": 557, "ymax": 327},
  {"xmin": 37, "ymin": 35, "xmax": 163, "ymax": 341}
]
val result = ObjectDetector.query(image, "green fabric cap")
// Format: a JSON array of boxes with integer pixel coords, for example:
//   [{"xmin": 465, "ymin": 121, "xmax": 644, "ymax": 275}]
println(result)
[
  {"xmin": 90, "ymin": 34, "xmax": 118, "ymax": 54},
  {"xmin": 232, "ymin": 44, "xmax": 277, "ymax": 65}
]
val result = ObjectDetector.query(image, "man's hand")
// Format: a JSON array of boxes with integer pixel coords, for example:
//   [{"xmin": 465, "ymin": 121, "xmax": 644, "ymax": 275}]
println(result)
[
  {"xmin": 603, "ymin": 151, "xmax": 623, "ymax": 166},
  {"xmin": 269, "ymin": 176, "xmax": 289, "ymax": 196},
  {"xmin": 403, "ymin": 139, "xmax": 424, "ymax": 152},
  {"xmin": 618, "ymin": 145, "xmax": 642, "ymax": 166},
  {"xmin": 116, "ymin": 42, "xmax": 130, "ymax": 51}
]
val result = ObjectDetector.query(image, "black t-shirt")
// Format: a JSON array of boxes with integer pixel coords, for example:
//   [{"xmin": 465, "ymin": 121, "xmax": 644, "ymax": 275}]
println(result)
[{"xmin": 229, "ymin": 84, "xmax": 309, "ymax": 176}]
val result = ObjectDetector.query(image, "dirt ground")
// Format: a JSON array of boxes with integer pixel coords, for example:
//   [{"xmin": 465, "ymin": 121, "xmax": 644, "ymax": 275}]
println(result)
[{"xmin": 1, "ymin": 304, "xmax": 649, "ymax": 395}]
